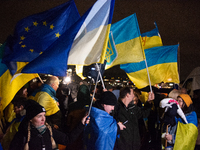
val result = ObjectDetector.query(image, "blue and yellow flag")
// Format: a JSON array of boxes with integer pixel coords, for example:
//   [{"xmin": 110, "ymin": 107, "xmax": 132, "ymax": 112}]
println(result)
[
  {"xmin": 141, "ymin": 23, "xmax": 163, "ymax": 50},
  {"xmin": 173, "ymin": 122, "xmax": 198, "ymax": 150},
  {"xmin": 2, "ymin": 0, "xmax": 80, "ymax": 73},
  {"xmin": 67, "ymin": 0, "xmax": 115, "ymax": 65},
  {"xmin": 21, "ymin": 0, "xmax": 115, "ymax": 76},
  {"xmin": 84, "ymin": 107, "xmax": 117, "ymax": 150},
  {"xmin": 120, "ymin": 45, "xmax": 180, "ymax": 89},
  {"xmin": 0, "ymin": 43, "xmax": 38, "ymax": 111},
  {"xmin": 105, "ymin": 13, "xmax": 144, "ymax": 69},
  {"xmin": 173, "ymin": 111, "xmax": 198, "ymax": 150}
]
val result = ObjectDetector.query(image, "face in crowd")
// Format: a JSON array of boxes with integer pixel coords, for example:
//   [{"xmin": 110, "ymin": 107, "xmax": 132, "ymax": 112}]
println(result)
[
  {"xmin": 30, "ymin": 112, "xmax": 46, "ymax": 127},
  {"xmin": 127, "ymin": 89, "xmax": 135, "ymax": 104},
  {"xmin": 177, "ymin": 97, "xmax": 185, "ymax": 109},
  {"xmin": 51, "ymin": 77, "xmax": 59, "ymax": 91},
  {"xmin": 103, "ymin": 104, "xmax": 115, "ymax": 114}
]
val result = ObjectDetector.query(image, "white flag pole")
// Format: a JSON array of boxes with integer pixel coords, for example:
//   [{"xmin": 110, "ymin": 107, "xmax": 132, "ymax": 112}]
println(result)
[
  {"xmin": 95, "ymin": 63, "xmax": 105, "ymax": 90},
  {"xmin": 144, "ymin": 58, "xmax": 152, "ymax": 92},
  {"xmin": 88, "ymin": 71, "xmax": 100, "ymax": 116},
  {"xmin": 139, "ymin": 32, "xmax": 152, "ymax": 93}
]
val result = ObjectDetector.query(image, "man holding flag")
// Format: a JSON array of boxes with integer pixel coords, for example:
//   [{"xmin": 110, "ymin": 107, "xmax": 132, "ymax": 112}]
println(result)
[
  {"xmin": 113, "ymin": 87, "xmax": 154, "ymax": 150},
  {"xmin": 84, "ymin": 91, "xmax": 126, "ymax": 150}
]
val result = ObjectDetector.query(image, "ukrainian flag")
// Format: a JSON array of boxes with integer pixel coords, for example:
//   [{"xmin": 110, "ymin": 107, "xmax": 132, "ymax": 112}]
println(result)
[
  {"xmin": 84, "ymin": 107, "xmax": 117, "ymax": 150},
  {"xmin": 173, "ymin": 122, "xmax": 198, "ymax": 150},
  {"xmin": 105, "ymin": 13, "xmax": 144, "ymax": 69},
  {"xmin": 21, "ymin": 0, "xmax": 115, "ymax": 77},
  {"xmin": 141, "ymin": 23, "xmax": 163, "ymax": 50},
  {"xmin": 2, "ymin": 0, "xmax": 80, "ymax": 67},
  {"xmin": 68, "ymin": 0, "xmax": 115, "ymax": 65},
  {"xmin": 0, "ymin": 43, "xmax": 38, "ymax": 112},
  {"xmin": 120, "ymin": 45, "xmax": 180, "ymax": 89}
]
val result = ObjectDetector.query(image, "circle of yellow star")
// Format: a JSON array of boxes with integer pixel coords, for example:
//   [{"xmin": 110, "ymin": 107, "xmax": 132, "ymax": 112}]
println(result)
[
  {"xmin": 25, "ymin": 27, "xmax": 30, "ymax": 32},
  {"xmin": 21, "ymin": 45, "xmax": 26, "ymax": 48},
  {"xmin": 33, "ymin": 21, "xmax": 38, "ymax": 26},
  {"xmin": 55, "ymin": 32, "xmax": 61, "ymax": 38},
  {"xmin": 29, "ymin": 49, "xmax": 34, "ymax": 52},
  {"xmin": 43, "ymin": 21, "xmax": 47, "ymax": 26},
  {"xmin": 20, "ymin": 36, "xmax": 25, "ymax": 40},
  {"xmin": 50, "ymin": 24, "xmax": 54, "ymax": 30}
]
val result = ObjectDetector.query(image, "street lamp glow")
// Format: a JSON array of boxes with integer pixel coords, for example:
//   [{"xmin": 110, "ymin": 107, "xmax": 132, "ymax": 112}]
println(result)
[{"xmin": 63, "ymin": 76, "xmax": 71, "ymax": 84}]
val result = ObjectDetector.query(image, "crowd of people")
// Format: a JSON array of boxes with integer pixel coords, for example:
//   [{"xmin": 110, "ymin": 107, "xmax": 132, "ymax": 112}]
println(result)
[{"xmin": 0, "ymin": 75, "xmax": 199, "ymax": 150}]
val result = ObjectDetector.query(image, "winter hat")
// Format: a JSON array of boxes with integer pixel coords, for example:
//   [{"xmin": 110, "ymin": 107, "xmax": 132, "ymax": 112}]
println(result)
[
  {"xmin": 178, "ymin": 94, "xmax": 193, "ymax": 107},
  {"xmin": 25, "ymin": 100, "xmax": 46, "ymax": 120},
  {"xmin": 99, "ymin": 91, "xmax": 117, "ymax": 106}
]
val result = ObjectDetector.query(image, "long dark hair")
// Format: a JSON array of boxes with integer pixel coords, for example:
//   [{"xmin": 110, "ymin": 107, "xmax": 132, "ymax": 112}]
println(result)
[{"xmin": 181, "ymin": 99, "xmax": 194, "ymax": 114}]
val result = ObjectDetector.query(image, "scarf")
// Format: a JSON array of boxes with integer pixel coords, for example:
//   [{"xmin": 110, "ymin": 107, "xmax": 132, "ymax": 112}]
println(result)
[{"xmin": 36, "ymin": 125, "xmax": 47, "ymax": 135}]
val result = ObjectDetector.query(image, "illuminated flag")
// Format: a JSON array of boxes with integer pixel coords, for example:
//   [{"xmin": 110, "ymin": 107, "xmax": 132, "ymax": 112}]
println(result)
[
  {"xmin": 105, "ymin": 13, "xmax": 144, "ymax": 69},
  {"xmin": 67, "ymin": 0, "xmax": 115, "ymax": 65},
  {"xmin": 120, "ymin": 45, "xmax": 180, "ymax": 89},
  {"xmin": 2, "ymin": 0, "xmax": 80, "ymax": 73},
  {"xmin": 0, "ymin": 43, "xmax": 38, "ymax": 111},
  {"xmin": 141, "ymin": 22, "xmax": 163, "ymax": 50},
  {"xmin": 21, "ymin": 0, "xmax": 115, "ymax": 76}
]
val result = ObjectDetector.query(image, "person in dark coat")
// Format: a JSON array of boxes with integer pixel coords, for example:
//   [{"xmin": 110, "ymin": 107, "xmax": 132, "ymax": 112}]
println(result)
[
  {"xmin": 65, "ymin": 83, "xmax": 91, "ymax": 150},
  {"xmin": 9, "ymin": 100, "xmax": 89, "ymax": 150},
  {"xmin": 113, "ymin": 87, "xmax": 154, "ymax": 150}
]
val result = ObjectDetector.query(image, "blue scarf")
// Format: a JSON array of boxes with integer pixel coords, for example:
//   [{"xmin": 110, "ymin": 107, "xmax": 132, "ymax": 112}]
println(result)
[{"xmin": 40, "ymin": 84, "xmax": 58, "ymax": 102}]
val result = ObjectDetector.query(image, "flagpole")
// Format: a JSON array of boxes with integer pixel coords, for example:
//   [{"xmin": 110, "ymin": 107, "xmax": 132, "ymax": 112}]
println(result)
[
  {"xmin": 87, "ymin": 63, "xmax": 106, "ymax": 116},
  {"xmin": 87, "ymin": 70, "xmax": 100, "ymax": 116},
  {"xmin": 136, "ymin": 15, "xmax": 152, "ymax": 92},
  {"xmin": 139, "ymin": 35, "xmax": 153, "ymax": 93},
  {"xmin": 37, "ymin": 74, "xmax": 44, "ymax": 84},
  {"xmin": 178, "ymin": 42, "xmax": 180, "ymax": 82},
  {"xmin": 144, "ymin": 58, "xmax": 152, "ymax": 92},
  {"xmin": 95, "ymin": 63, "xmax": 105, "ymax": 90}
]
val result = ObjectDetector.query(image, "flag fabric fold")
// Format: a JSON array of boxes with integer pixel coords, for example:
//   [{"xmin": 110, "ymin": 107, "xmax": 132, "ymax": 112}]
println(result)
[
  {"xmin": 21, "ymin": 0, "xmax": 115, "ymax": 76},
  {"xmin": 67, "ymin": 0, "xmax": 115, "ymax": 66},
  {"xmin": 173, "ymin": 122, "xmax": 198, "ymax": 150},
  {"xmin": 0, "ymin": 43, "xmax": 38, "ymax": 111},
  {"xmin": 120, "ymin": 45, "xmax": 180, "ymax": 89},
  {"xmin": 105, "ymin": 13, "xmax": 144, "ymax": 69},
  {"xmin": 2, "ymin": 0, "xmax": 80, "ymax": 74},
  {"xmin": 141, "ymin": 22, "xmax": 163, "ymax": 50},
  {"xmin": 84, "ymin": 107, "xmax": 117, "ymax": 150}
]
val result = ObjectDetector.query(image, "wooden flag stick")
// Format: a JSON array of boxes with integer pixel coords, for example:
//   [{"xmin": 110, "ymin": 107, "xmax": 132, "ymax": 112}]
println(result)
[{"xmin": 165, "ymin": 125, "xmax": 169, "ymax": 149}]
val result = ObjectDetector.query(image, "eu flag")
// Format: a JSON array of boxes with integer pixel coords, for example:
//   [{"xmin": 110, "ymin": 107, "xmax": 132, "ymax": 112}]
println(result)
[
  {"xmin": 21, "ymin": 0, "xmax": 115, "ymax": 77},
  {"xmin": 2, "ymin": 0, "xmax": 80, "ymax": 69}
]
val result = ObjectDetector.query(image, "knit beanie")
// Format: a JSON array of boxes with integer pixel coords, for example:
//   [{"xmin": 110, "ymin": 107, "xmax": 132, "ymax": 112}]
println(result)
[
  {"xmin": 99, "ymin": 91, "xmax": 117, "ymax": 106},
  {"xmin": 25, "ymin": 100, "xmax": 46, "ymax": 120},
  {"xmin": 178, "ymin": 94, "xmax": 193, "ymax": 107}
]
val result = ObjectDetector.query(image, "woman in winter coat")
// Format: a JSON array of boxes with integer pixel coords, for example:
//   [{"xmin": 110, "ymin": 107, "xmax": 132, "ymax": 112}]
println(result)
[
  {"xmin": 9, "ymin": 100, "xmax": 89, "ymax": 150},
  {"xmin": 165, "ymin": 94, "xmax": 198, "ymax": 150}
]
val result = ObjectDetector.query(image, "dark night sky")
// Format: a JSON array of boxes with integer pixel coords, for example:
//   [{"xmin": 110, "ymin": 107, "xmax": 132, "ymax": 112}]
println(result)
[{"xmin": 0, "ymin": 0, "xmax": 200, "ymax": 82}]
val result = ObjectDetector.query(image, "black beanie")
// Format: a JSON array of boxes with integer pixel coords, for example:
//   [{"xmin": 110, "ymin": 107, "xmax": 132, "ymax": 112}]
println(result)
[
  {"xmin": 99, "ymin": 91, "xmax": 117, "ymax": 106},
  {"xmin": 25, "ymin": 100, "xmax": 46, "ymax": 120}
]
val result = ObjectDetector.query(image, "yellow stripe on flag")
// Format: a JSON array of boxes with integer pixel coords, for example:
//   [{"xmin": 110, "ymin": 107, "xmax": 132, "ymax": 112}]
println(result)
[
  {"xmin": 127, "ymin": 63, "xmax": 179, "ymax": 89},
  {"xmin": 174, "ymin": 122, "xmax": 198, "ymax": 150}
]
